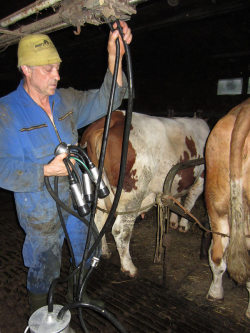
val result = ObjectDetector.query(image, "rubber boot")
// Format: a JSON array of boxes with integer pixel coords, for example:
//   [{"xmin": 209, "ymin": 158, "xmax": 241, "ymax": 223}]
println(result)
[
  {"xmin": 28, "ymin": 292, "xmax": 48, "ymax": 315},
  {"xmin": 66, "ymin": 267, "xmax": 104, "ymax": 308}
]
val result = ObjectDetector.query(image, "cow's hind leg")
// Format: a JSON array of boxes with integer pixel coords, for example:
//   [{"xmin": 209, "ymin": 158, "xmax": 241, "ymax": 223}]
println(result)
[
  {"xmin": 95, "ymin": 209, "xmax": 112, "ymax": 259},
  {"xmin": 179, "ymin": 176, "xmax": 204, "ymax": 232},
  {"xmin": 207, "ymin": 240, "xmax": 226, "ymax": 301},
  {"xmin": 112, "ymin": 214, "xmax": 137, "ymax": 278},
  {"xmin": 169, "ymin": 212, "xmax": 179, "ymax": 229},
  {"xmin": 207, "ymin": 222, "xmax": 229, "ymax": 301}
]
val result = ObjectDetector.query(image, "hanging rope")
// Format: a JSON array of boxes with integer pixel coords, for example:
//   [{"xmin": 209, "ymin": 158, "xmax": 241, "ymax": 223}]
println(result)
[
  {"xmin": 154, "ymin": 194, "xmax": 165, "ymax": 263},
  {"xmin": 161, "ymin": 194, "xmax": 230, "ymax": 238},
  {"xmin": 97, "ymin": 192, "xmax": 231, "ymax": 237},
  {"xmin": 97, "ymin": 190, "xmax": 249, "ymax": 265}
]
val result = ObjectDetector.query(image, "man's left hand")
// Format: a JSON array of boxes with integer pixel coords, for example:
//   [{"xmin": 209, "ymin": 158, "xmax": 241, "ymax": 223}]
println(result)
[{"xmin": 107, "ymin": 20, "xmax": 133, "ymax": 60}]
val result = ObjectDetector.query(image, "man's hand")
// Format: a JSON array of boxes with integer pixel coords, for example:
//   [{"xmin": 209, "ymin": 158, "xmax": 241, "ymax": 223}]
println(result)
[
  {"xmin": 108, "ymin": 20, "xmax": 133, "ymax": 59},
  {"xmin": 44, "ymin": 153, "xmax": 69, "ymax": 177},
  {"xmin": 107, "ymin": 20, "xmax": 133, "ymax": 86}
]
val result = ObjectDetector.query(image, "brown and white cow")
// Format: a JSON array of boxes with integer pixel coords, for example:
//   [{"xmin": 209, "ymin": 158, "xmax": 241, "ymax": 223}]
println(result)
[
  {"xmin": 81, "ymin": 110, "xmax": 210, "ymax": 277},
  {"xmin": 205, "ymin": 100, "xmax": 250, "ymax": 318}
]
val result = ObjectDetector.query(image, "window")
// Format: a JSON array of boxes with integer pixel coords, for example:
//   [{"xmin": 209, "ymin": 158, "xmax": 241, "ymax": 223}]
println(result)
[
  {"xmin": 247, "ymin": 77, "xmax": 250, "ymax": 94},
  {"xmin": 217, "ymin": 78, "xmax": 243, "ymax": 95}
]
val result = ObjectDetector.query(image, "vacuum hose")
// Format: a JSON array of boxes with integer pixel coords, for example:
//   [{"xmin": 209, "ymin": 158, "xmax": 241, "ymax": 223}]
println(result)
[{"xmin": 44, "ymin": 19, "xmax": 134, "ymax": 333}]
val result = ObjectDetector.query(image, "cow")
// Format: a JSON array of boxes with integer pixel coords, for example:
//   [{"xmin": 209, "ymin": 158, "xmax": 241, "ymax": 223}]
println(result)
[
  {"xmin": 81, "ymin": 110, "xmax": 210, "ymax": 278},
  {"xmin": 205, "ymin": 99, "xmax": 250, "ymax": 318}
]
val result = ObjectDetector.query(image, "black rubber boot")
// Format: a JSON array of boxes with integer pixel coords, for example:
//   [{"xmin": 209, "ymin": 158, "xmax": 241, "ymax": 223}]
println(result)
[
  {"xmin": 66, "ymin": 267, "xmax": 104, "ymax": 308},
  {"xmin": 28, "ymin": 292, "xmax": 48, "ymax": 315}
]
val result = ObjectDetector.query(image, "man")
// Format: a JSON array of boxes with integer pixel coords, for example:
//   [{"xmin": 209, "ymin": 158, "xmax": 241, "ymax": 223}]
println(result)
[{"xmin": 0, "ymin": 21, "xmax": 132, "ymax": 313}]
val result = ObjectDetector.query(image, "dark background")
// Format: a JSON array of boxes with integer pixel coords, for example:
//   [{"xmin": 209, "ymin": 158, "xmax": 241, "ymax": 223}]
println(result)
[{"xmin": 0, "ymin": 0, "xmax": 250, "ymax": 124}]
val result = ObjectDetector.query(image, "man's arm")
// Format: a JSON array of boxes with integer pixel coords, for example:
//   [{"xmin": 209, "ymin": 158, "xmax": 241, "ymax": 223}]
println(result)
[{"xmin": 107, "ymin": 21, "xmax": 133, "ymax": 87}]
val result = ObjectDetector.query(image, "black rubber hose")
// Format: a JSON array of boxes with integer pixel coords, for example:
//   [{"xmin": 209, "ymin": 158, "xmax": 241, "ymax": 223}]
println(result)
[
  {"xmin": 44, "ymin": 176, "xmax": 91, "ymax": 228},
  {"xmin": 47, "ymin": 176, "xmax": 76, "ymax": 313},
  {"xmin": 65, "ymin": 156, "xmax": 84, "ymax": 192},
  {"xmin": 58, "ymin": 302, "xmax": 127, "ymax": 333},
  {"xmin": 44, "ymin": 175, "xmax": 101, "ymax": 257},
  {"xmin": 69, "ymin": 146, "xmax": 92, "ymax": 164},
  {"xmin": 45, "ymin": 22, "xmax": 122, "ymax": 325},
  {"xmin": 87, "ymin": 20, "xmax": 134, "ymax": 259},
  {"xmin": 46, "ymin": 20, "xmax": 132, "ymax": 333},
  {"xmin": 47, "ymin": 174, "xmax": 100, "ymax": 313},
  {"xmin": 44, "ymin": 158, "xmax": 101, "ymax": 316},
  {"xmin": 48, "ymin": 266, "xmax": 81, "ymax": 313},
  {"xmin": 54, "ymin": 175, "xmax": 77, "ymax": 267},
  {"xmin": 74, "ymin": 22, "xmax": 122, "ymax": 333},
  {"xmin": 77, "ymin": 262, "xmax": 94, "ymax": 300},
  {"xmin": 77, "ymin": 24, "xmax": 121, "ymax": 272},
  {"xmin": 67, "ymin": 149, "xmax": 95, "ymax": 181},
  {"xmin": 45, "ymin": 154, "xmax": 100, "ymax": 254}
]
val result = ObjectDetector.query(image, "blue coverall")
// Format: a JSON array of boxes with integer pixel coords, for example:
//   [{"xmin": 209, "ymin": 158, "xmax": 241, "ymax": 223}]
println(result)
[{"xmin": 0, "ymin": 69, "xmax": 127, "ymax": 294}]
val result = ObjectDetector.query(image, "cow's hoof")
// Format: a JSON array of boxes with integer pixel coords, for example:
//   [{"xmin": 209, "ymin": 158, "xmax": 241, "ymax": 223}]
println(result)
[
  {"xmin": 178, "ymin": 226, "xmax": 188, "ymax": 233},
  {"xmin": 206, "ymin": 294, "xmax": 224, "ymax": 303},
  {"xmin": 101, "ymin": 252, "xmax": 112, "ymax": 260},
  {"xmin": 121, "ymin": 268, "xmax": 137, "ymax": 279},
  {"xmin": 170, "ymin": 221, "xmax": 178, "ymax": 229}
]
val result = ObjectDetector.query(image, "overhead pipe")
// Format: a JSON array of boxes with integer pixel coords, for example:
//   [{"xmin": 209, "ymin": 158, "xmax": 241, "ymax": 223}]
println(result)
[
  {"xmin": 0, "ymin": 13, "xmax": 68, "ymax": 50},
  {"xmin": 0, "ymin": 0, "xmax": 148, "ymax": 50},
  {"xmin": 0, "ymin": 0, "xmax": 147, "ymax": 29},
  {"xmin": 0, "ymin": 28, "xmax": 24, "ymax": 36},
  {"xmin": 0, "ymin": 0, "xmax": 62, "ymax": 28},
  {"xmin": 128, "ymin": 0, "xmax": 148, "ymax": 4}
]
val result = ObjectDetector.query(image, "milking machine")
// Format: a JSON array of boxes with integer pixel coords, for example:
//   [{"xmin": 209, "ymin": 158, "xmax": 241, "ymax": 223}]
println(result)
[{"xmin": 24, "ymin": 19, "xmax": 133, "ymax": 333}]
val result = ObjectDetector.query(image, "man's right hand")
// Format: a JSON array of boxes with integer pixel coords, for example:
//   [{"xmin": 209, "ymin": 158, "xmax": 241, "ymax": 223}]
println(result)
[{"xmin": 44, "ymin": 153, "xmax": 69, "ymax": 177}]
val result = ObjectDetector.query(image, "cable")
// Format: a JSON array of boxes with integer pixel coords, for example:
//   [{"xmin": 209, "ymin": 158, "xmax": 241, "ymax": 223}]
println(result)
[
  {"xmin": 76, "ymin": 20, "xmax": 121, "ymax": 286},
  {"xmin": 87, "ymin": 19, "xmax": 134, "ymax": 260},
  {"xmin": 69, "ymin": 157, "xmax": 93, "ymax": 180},
  {"xmin": 58, "ymin": 303, "xmax": 127, "ymax": 333},
  {"xmin": 75, "ymin": 20, "xmax": 133, "ymax": 332},
  {"xmin": 44, "ymin": 176, "xmax": 91, "ymax": 228},
  {"xmin": 71, "ymin": 27, "xmax": 122, "ymax": 333},
  {"xmin": 45, "ymin": 20, "xmax": 133, "ymax": 333}
]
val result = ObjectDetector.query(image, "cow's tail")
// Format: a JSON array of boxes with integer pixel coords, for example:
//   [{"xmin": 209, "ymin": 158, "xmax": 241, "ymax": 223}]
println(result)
[{"xmin": 227, "ymin": 106, "xmax": 250, "ymax": 284}]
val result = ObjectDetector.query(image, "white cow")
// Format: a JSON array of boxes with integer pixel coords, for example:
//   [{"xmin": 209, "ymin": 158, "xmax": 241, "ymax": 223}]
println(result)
[{"xmin": 81, "ymin": 111, "xmax": 210, "ymax": 277}]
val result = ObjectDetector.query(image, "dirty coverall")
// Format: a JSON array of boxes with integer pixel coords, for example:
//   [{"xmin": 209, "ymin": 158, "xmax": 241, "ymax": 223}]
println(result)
[{"xmin": 0, "ymin": 70, "xmax": 127, "ymax": 294}]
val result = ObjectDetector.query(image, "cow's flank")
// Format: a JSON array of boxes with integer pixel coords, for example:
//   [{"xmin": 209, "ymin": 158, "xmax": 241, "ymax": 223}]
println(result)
[{"xmin": 81, "ymin": 111, "xmax": 210, "ymax": 277}]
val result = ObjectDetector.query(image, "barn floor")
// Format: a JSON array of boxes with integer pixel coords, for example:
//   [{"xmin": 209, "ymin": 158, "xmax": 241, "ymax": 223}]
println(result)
[{"xmin": 0, "ymin": 188, "xmax": 249, "ymax": 333}]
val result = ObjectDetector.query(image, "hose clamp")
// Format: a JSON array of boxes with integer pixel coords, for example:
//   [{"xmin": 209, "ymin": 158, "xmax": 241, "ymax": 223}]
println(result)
[{"xmin": 91, "ymin": 256, "xmax": 100, "ymax": 268}]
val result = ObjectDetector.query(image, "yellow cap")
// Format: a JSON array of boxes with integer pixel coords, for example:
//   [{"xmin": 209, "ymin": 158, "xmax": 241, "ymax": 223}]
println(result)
[{"xmin": 17, "ymin": 34, "xmax": 62, "ymax": 67}]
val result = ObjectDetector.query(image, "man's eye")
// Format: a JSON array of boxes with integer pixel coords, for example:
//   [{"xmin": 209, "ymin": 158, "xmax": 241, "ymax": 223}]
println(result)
[
  {"xmin": 43, "ymin": 66, "xmax": 59, "ymax": 73},
  {"xmin": 42, "ymin": 66, "xmax": 52, "ymax": 72}
]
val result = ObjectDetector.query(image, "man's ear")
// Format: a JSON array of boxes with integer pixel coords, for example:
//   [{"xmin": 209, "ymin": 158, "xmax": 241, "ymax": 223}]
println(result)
[{"xmin": 21, "ymin": 65, "xmax": 31, "ymax": 77}]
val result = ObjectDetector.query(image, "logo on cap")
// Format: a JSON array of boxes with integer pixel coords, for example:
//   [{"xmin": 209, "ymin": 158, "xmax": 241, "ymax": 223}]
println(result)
[{"xmin": 34, "ymin": 39, "xmax": 51, "ymax": 49}]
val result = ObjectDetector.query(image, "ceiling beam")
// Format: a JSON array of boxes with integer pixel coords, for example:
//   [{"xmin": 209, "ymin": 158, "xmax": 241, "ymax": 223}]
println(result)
[
  {"xmin": 0, "ymin": 0, "xmax": 61, "ymax": 28},
  {"xmin": 0, "ymin": 0, "xmax": 146, "ymax": 51}
]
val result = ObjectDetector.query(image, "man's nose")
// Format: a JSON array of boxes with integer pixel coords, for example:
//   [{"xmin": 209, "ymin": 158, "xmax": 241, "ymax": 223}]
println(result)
[{"xmin": 52, "ymin": 69, "xmax": 60, "ymax": 81}]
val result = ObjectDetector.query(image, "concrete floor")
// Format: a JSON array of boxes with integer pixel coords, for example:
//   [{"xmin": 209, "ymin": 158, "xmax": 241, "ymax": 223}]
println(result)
[{"xmin": 0, "ymin": 189, "xmax": 249, "ymax": 333}]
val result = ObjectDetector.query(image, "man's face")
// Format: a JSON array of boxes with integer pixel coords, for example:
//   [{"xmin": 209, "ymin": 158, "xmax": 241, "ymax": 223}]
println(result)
[{"xmin": 24, "ymin": 63, "xmax": 60, "ymax": 97}]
